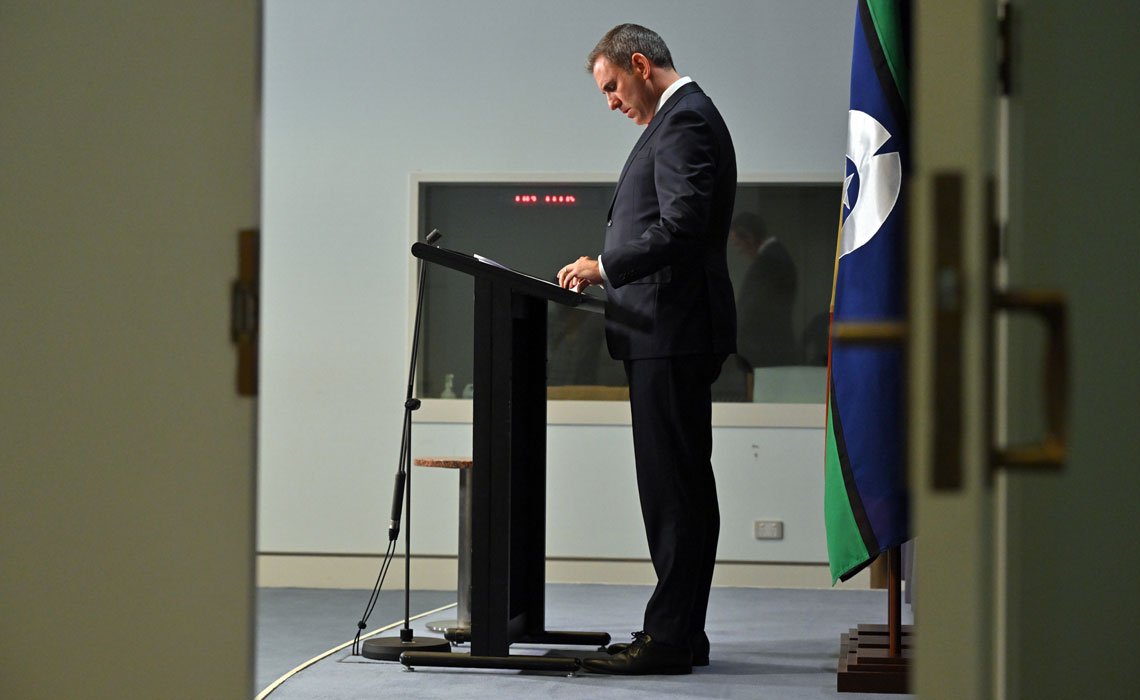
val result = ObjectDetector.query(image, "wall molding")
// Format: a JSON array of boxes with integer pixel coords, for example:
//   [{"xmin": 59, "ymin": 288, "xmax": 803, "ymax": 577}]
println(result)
[
  {"xmin": 415, "ymin": 398, "xmax": 825, "ymax": 428},
  {"xmin": 257, "ymin": 553, "xmax": 871, "ymax": 591}
]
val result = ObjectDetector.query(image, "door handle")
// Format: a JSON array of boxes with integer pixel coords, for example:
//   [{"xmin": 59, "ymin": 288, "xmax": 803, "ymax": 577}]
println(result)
[
  {"xmin": 232, "ymin": 228, "xmax": 259, "ymax": 397},
  {"xmin": 991, "ymin": 289, "xmax": 1068, "ymax": 471}
]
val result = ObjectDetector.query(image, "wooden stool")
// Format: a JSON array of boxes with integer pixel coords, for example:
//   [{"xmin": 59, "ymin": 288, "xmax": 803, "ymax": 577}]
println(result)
[{"xmin": 414, "ymin": 457, "xmax": 472, "ymax": 640}]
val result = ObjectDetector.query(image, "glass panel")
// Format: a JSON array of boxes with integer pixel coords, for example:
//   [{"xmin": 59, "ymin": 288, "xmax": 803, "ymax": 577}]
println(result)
[
  {"xmin": 719, "ymin": 183, "xmax": 839, "ymax": 403},
  {"xmin": 417, "ymin": 181, "xmax": 839, "ymax": 403}
]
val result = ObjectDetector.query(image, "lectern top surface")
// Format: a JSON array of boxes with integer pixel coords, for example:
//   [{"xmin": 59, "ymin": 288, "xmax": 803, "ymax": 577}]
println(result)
[{"xmin": 412, "ymin": 242, "xmax": 605, "ymax": 313}]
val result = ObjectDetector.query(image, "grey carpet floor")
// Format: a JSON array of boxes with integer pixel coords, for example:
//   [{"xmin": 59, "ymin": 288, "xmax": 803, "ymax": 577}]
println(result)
[
  {"xmin": 256, "ymin": 584, "xmax": 912, "ymax": 699},
  {"xmin": 256, "ymin": 588, "xmax": 457, "ymax": 692}
]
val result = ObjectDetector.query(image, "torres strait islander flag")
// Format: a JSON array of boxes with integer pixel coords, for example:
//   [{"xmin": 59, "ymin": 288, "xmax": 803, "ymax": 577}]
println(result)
[{"xmin": 824, "ymin": 0, "xmax": 910, "ymax": 583}]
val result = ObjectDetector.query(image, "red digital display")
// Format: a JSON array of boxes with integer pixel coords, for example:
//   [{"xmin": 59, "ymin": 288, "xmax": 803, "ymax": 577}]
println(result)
[{"xmin": 514, "ymin": 194, "xmax": 577, "ymax": 205}]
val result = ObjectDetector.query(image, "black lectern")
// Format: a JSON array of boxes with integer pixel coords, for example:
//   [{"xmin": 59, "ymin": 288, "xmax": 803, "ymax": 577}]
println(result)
[{"xmin": 400, "ymin": 243, "xmax": 610, "ymax": 673}]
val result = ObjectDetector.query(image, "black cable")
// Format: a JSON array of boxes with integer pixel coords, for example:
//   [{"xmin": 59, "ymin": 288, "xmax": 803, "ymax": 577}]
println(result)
[{"xmin": 352, "ymin": 538, "xmax": 397, "ymax": 655}]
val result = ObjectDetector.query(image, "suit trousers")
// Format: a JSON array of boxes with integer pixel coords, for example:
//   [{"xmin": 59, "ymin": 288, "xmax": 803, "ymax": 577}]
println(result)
[{"xmin": 624, "ymin": 353, "xmax": 724, "ymax": 646}]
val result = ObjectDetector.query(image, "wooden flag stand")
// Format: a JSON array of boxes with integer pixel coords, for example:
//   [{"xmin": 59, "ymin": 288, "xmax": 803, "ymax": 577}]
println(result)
[{"xmin": 837, "ymin": 545, "xmax": 912, "ymax": 693}]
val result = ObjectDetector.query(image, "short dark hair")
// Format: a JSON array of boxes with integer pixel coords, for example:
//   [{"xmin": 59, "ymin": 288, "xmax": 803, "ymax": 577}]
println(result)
[{"xmin": 586, "ymin": 23, "xmax": 675, "ymax": 73}]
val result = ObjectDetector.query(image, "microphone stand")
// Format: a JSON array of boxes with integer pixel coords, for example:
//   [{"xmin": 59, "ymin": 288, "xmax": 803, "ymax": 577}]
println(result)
[{"xmin": 360, "ymin": 229, "xmax": 451, "ymax": 661}]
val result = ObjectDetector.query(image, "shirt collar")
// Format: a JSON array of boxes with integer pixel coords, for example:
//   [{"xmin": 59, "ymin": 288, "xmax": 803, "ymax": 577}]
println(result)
[{"xmin": 656, "ymin": 76, "xmax": 692, "ymax": 113}]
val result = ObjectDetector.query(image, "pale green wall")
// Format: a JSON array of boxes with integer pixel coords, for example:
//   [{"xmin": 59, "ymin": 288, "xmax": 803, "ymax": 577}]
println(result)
[
  {"xmin": 259, "ymin": 0, "xmax": 854, "ymax": 565},
  {"xmin": 1003, "ymin": 0, "xmax": 1140, "ymax": 696},
  {"xmin": 0, "ymin": 2, "xmax": 259, "ymax": 698}
]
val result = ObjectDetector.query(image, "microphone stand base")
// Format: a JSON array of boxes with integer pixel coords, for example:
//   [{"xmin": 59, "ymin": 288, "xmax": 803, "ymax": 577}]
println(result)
[{"xmin": 362, "ymin": 635, "xmax": 452, "ymax": 661}]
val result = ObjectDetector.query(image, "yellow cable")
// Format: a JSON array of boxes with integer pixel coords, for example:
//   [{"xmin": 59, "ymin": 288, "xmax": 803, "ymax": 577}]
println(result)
[{"xmin": 253, "ymin": 602, "xmax": 458, "ymax": 700}]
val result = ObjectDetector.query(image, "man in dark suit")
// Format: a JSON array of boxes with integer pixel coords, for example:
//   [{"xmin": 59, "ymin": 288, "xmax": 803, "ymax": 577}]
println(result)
[
  {"xmin": 557, "ymin": 23, "xmax": 736, "ymax": 675},
  {"xmin": 731, "ymin": 212, "xmax": 799, "ymax": 369}
]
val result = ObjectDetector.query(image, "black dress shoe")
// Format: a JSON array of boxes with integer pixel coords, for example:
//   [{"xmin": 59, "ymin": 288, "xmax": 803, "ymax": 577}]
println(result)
[
  {"xmin": 582, "ymin": 632, "xmax": 692, "ymax": 675},
  {"xmin": 605, "ymin": 630, "xmax": 710, "ymax": 667}
]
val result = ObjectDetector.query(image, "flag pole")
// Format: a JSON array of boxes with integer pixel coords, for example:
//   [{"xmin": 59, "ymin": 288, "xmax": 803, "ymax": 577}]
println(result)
[
  {"xmin": 888, "ymin": 544, "xmax": 902, "ymax": 657},
  {"xmin": 836, "ymin": 545, "xmax": 911, "ymax": 693}
]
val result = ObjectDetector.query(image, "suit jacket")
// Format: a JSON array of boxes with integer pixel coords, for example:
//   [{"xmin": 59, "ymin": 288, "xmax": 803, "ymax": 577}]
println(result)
[{"xmin": 601, "ymin": 81, "xmax": 737, "ymax": 360}]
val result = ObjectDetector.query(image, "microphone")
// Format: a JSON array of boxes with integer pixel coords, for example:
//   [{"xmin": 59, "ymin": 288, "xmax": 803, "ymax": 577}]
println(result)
[
  {"xmin": 388, "ymin": 471, "xmax": 406, "ymax": 541},
  {"xmin": 425, "ymin": 229, "xmax": 442, "ymax": 245}
]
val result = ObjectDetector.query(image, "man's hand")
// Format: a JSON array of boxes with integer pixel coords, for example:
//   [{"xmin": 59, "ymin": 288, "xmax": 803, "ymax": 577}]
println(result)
[{"xmin": 557, "ymin": 256, "xmax": 603, "ymax": 292}]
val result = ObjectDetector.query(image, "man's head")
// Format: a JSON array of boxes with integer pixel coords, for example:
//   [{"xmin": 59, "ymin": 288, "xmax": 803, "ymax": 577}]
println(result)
[
  {"xmin": 586, "ymin": 23, "xmax": 674, "ymax": 74},
  {"xmin": 730, "ymin": 212, "xmax": 769, "ymax": 257},
  {"xmin": 587, "ymin": 24, "xmax": 679, "ymax": 126}
]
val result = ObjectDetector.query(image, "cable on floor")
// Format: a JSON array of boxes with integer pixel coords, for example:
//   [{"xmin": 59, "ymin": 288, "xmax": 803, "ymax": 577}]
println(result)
[{"xmin": 254, "ymin": 601, "xmax": 457, "ymax": 700}]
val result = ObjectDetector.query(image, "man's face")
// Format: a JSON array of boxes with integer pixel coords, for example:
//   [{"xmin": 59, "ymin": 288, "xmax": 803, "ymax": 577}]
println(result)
[
  {"xmin": 592, "ymin": 55, "xmax": 656, "ymax": 126},
  {"xmin": 730, "ymin": 228, "xmax": 759, "ymax": 258}
]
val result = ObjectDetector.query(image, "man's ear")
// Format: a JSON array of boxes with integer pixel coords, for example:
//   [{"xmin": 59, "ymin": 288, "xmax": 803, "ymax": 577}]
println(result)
[{"xmin": 630, "ymin": 52, "xmax": 651, "ymax": 79}]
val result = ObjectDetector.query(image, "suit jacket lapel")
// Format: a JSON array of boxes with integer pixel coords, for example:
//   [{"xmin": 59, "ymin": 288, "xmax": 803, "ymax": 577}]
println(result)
[{"xmin": 608, "ymin": 82, "xmax": 704, "ymax": 217}]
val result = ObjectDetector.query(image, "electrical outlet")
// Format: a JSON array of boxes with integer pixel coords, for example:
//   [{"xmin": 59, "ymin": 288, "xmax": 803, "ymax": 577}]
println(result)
[{"xmin": 753, "ymin": 520, "xmax": 784, "ymax": 540}]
